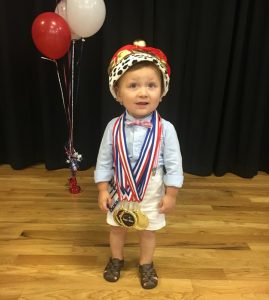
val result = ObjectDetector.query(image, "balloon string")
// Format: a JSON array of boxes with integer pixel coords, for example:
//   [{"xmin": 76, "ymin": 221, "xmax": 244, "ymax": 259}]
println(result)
[
  {"xmin": 68, "ymin": 48, "xmax": 72, "ymax": 138},
  {"xmin": 41, "ymin": 45, "xmax": 82, "ymax": 193},
  {"xmin": 74, "ymin": 39, "xmax": 85, "ymax": 109},
  {"xmin": 55, "ymin": 60, "xmax": 67, "ymax": 118},
  {"xmin": 70, "ymin": 40, "xmax": 75, "ymax": 153},
  {"xmin": 64, "ymin": 48, "xmax": 71, "ymax": 146},
  {"xmin": 41, "ymin": 57, "xmax": 67, "ymax": 118},
  {"xmin": 63, "ymin": 54, "xmax": 71, "ymax": 129}
]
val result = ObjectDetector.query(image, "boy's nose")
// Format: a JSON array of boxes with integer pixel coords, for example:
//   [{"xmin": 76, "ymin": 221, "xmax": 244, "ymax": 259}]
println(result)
[{"xmin": 138, "ymin": 86, "xmax": 148, "ymax": 97}]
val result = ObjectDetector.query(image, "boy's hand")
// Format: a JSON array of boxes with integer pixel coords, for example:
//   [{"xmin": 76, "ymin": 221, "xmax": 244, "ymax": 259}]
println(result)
[
  {"xmin": 98, "ymin": 190, "xmax": 112, "ymax": 212},
  {"xmin": 158, "ymin": 194, "xmax": 176, "ymax": 214}
]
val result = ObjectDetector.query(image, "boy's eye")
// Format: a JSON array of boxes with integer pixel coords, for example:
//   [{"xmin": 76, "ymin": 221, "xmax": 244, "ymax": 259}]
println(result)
[
  {"xmin": 127, "ymin": 83, "xmax": 137, "ymax": 89},
  {"xmin": 148, "ymin": 82, "xmax": 157, "ymax": 88}
]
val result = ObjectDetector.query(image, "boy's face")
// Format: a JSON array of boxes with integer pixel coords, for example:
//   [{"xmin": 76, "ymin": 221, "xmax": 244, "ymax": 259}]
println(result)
[{"xmin": 115, "ymin": 65, "xmax": 162, "ymax": 119}]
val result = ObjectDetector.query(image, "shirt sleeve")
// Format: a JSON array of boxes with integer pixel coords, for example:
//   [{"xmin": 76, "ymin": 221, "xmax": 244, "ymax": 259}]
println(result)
[
  {"xmin": 162, "ymin": 121, "xmax": 184, "ymax": 188},
  {"xmin": 94, "ymin": 119, "xmax": 115, "ymax": 183}
]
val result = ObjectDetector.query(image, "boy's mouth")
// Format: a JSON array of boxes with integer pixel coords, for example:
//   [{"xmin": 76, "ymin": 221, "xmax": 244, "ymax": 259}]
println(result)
[{"xmin": 136, "ymin": 102, "xmax": 148, "ymax": 106}]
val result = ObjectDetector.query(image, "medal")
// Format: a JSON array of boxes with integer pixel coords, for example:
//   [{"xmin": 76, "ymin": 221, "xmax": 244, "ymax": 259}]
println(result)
[
  {"xmin": 115, "ymin": 202, "xmax": 149, "ymax": 230},
  {"xmin": 134, "ymin": 211, "xmax": 149, "ymax": 230},
  {"xmin": 112, "ymin": 202, "xmax": 148, "ymax": 230},
  {"xmin": 113, "ymin": 207, "xmax": 125, "ymax": 226},
  {"xmin": 133, "ymin": 203, "xmax": 149, "ymax": 230},
  {"xmin": 113, "ymin": 202, "xmax": 138, "ymax": 228},
  {"xmin": 120, "ymin": 210, "xmax": 137, "ymax": 228}
]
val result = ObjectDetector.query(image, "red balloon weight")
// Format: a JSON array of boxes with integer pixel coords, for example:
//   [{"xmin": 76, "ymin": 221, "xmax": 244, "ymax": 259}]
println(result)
[{"xmin": 32, "ymin": 12, "xmax": 71, "ymax": 59}]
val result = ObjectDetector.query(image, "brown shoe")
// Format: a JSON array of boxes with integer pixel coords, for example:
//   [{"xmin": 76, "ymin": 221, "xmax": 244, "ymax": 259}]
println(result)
[
  {"xmin": 103, "ymin": 258, "xmax": 124, "ymax": 282},
  {"xmin": 139, "ymin": 262, "xmax": 158, "ymax": 289}
]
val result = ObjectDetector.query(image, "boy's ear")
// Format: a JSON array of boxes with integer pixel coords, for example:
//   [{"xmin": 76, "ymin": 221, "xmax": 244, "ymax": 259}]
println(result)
[
  {"xmin": 114, "ymin": 87, "xmax": 121, "ymax": 102},
  {"xmin": 114, "ymin": 85, "xmax": 118, "ymax": 96}
]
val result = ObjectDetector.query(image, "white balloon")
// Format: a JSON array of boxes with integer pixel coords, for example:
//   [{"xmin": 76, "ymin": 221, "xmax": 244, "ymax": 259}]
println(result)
[
  {"xmin": 55, "ymin": 0, "xmax": 81, "ymax": 40},
  {"xmin": 55, "ymin": 0, "xmax": 67, "ymax": 18},
  {"xmin": 66, "ymin": 0, "xmax": 106, "ymax": 38}
]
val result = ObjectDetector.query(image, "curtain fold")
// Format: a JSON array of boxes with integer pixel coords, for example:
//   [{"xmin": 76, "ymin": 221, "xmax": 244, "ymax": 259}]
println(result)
[{"xmin": 0, "ymin": 0, "xmax": 268, "ymax": 177}]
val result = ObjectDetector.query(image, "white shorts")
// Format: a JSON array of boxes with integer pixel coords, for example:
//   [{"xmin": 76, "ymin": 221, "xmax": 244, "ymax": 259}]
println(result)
[{"xmin": 107, "ymin": 168, "xmax": 166, "ymax": 231}]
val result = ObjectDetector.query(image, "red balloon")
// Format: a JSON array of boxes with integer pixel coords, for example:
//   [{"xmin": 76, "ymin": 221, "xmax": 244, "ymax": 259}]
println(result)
[{"xmin": 32, "ymin": 12, "xmax": 71, "ymax": 59}]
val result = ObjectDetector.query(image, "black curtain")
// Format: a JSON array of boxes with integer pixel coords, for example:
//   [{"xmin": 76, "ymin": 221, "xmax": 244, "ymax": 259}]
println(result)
[{"xmin": 0, "ymin": 0, "xmax": 268, "ymax": 178}]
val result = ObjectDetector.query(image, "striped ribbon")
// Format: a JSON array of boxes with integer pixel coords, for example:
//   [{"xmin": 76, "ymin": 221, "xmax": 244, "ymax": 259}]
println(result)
[{"xmin": 112, "ymin": 111, "xmax": 162, "ymax": 202}]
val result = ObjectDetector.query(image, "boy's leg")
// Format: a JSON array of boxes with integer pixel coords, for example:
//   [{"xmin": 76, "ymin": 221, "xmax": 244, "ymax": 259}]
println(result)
[
  {"xmin": 138, "ymin": 230, "xmax": 156, "ymax": 264},
  {"xmin": 138, "ymin": 230, "xmax": 158, "ymax": 289},
  {"xmin": 103, "ymin": 226, "xmax": 126, "ymax": 282},
  {"xmin": 110, "ymin": 226, "xmax": 127, "ymax": 259}
]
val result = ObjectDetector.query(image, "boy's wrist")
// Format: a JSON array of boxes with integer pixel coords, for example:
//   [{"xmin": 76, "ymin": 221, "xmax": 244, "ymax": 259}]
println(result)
[
  {"xmin": 165, "ymin": 186, "xmax": 179, "ymax": 198},
  {"xmin": 97, "ymin": 181, "xmax": 109, "ymax": 192}
]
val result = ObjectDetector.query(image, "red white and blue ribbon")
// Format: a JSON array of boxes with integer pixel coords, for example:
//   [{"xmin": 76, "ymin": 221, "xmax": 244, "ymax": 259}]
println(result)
[{"xmin": 112, "ymin": 111, "xmax": 162, "ymax": 202}]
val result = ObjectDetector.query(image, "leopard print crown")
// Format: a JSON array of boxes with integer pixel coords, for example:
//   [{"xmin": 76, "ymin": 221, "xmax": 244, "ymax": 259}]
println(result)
[{"xmin": 108, "ymin": 40, "xmax": 171, "ymax": 99}]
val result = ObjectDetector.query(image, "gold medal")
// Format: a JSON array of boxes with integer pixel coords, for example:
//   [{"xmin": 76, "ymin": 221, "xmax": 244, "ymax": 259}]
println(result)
[
  {"xmin": 135, "ymin": 211, "xmax": 149, "ymax": 230},
  {"xmin": 113, "ymin": 202, "xmax": 126, "ymax": 226},
  {"xmin": 113, "ymin": 201, "xmax": 137, "ymax": 228},
  {"xmin": 113, "ymin": 208, "xmax": 125, "ymax": 226},
  {"xmin": 120, "ymin": 210, "xmax": 137, "ymax": 228},
  {"xmin": 133, "ymin": 203, "xmax": 149, "ymax": 230},
  {"xmin": 113, "ymin": 201, "xmax": 148, "ymax": 230}
]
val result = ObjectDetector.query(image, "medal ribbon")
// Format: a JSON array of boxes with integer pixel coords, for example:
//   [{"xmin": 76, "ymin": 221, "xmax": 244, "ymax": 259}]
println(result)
[{"xmin": 112, "ymin": 111, "xmax": 162, "ymax": 202}]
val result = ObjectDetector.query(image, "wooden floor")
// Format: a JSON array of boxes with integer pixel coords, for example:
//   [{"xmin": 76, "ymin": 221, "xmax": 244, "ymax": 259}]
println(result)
[{"xmin": 0, "ymin": 165, "xmax": 269, "ymax": 300}]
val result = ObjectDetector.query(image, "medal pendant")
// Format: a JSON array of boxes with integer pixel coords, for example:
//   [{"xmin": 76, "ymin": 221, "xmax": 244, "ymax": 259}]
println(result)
[
  {"xmin": 113, "ymin": 201, "xmax": 137, "ymax": 228},
  {"xmin": 120, "ymin": 210, "xmax": 137, "ymax": 228},
  {"xmin": 119, "ymin": 202, "xmax": 137, "ymax": 228},
  {"xmin": 133, "ymin": 203, "xmax": 149, "ymax": 230},
  {"xmin": 113, "ymin": 202, "xmax": 126, "ymax": 226},
  {"xmin": 113, "ymin": 208, "xmax": 124, "ymax": 226}
]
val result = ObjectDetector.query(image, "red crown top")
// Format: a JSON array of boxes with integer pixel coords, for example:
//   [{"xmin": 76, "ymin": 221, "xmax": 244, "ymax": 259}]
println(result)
[{"xmin": 109, "ymin": 41, "xmax": 171, "ymax": 76}]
